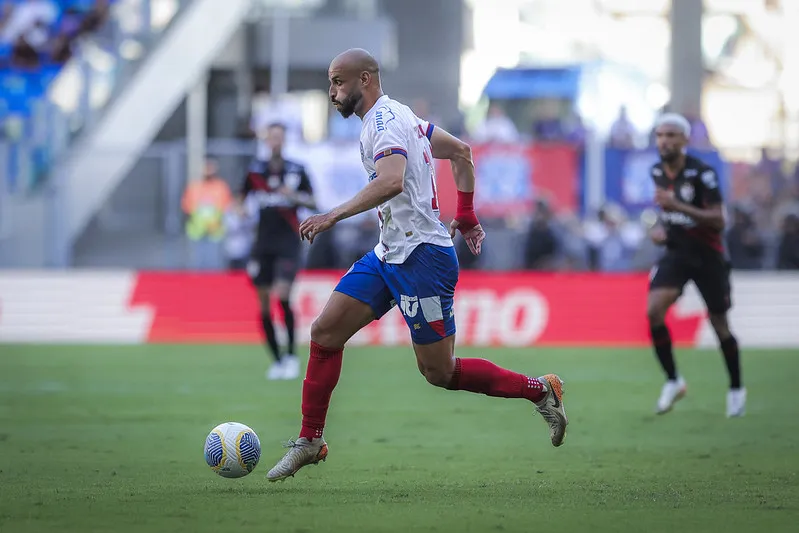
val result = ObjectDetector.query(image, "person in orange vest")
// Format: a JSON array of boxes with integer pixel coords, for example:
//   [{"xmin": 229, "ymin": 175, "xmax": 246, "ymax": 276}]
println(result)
[{"xmin": 182, "ymin": 159, "xmax": 233, "ymax": 269}]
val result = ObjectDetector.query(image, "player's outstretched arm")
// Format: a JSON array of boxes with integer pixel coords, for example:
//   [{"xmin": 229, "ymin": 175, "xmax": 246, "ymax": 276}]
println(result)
[
  {"xmin": 428, "ymin": 126, "xmax": 484, "ymax": 255},
  {"xmin": 299, "ymin": 155, "xmax": 405, "ymax": 243},
  {"xmin": 331, "ymin": 154, "xmax": 405, "ymax": 220}
]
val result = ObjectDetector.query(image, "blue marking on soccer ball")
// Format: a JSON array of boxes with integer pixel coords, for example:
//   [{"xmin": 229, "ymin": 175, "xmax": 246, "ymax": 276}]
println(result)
[
  {"xmin": 204, "ymin": 431, "xmax": 224, "ymax": 468},
  {"xmin": 238, "ymin": 431, "xmax": 261, "ymax": 472}
]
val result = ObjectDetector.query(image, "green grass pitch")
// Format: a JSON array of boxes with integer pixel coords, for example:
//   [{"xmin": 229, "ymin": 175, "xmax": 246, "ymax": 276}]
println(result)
[{"xmin": 0, "ymin": 344, "xmax": 797, "ymax": 532}]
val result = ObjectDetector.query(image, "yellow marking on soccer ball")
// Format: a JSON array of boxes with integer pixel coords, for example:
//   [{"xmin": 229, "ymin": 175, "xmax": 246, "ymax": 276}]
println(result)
[{"xmin": 210, "ymin": 428, "xmax": 227, "ymax": 473}]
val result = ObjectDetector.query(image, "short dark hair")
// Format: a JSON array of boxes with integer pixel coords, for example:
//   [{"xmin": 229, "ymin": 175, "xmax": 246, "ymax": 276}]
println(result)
[{"xmin": 267, "ymin": 122, "xmax": 287, "ymax": 132}]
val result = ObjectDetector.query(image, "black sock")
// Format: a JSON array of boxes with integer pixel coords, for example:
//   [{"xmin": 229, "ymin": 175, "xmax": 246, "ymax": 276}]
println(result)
[
  {"xmin": 261, "ymin": 312, "xmax": 281, "ymax": 362},
  {"xmin": 280, "ymin": 300, "xmax": 296, "ymax": 356},
  {"xmin": 720, "ymin": 335, "xmax": 742, "ymax": 389},
  {"xmin": 650, "ymin": 324, "xmax": 677, "ymax": 381}
]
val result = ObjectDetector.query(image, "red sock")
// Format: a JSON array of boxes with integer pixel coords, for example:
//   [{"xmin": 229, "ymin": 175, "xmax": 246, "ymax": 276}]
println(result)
[
  {"xmin": 299, "ymin": 341, "xmax": 343, "ymax": 440},
  {"xmin": 447, "ymin": 357, "xmax": 545, "ymax": 403}
]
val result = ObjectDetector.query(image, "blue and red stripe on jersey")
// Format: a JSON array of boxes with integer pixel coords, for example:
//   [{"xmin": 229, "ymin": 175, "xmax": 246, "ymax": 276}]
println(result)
[
  {"xmin": 425, "ymin": 123, "xmax": 435, "ymax": 140},
  {"xmin": 374, "ymin": 147, "xmax": 408, "ymax": 162}
]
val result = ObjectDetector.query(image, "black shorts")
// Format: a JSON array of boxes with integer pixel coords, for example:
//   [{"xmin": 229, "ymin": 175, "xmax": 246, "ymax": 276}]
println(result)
[
  {"xmin": 246, "ymin": 251, "xmax": 300, "ymax": 288},
  {"xmin": 649, "ymin": 251, "xmax": 732, "ymax": 314}
]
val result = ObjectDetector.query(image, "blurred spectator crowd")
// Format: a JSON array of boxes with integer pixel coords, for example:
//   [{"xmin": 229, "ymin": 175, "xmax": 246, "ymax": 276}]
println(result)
[
  {"xmin": 189, "ymin": 158, "xmax": 796, "ymax": 275},
  {"xmin": 233, "ymin": 91, "xmax": 797, "ymax": 274},
  {"xmin": 0, "ymin": 0, "xmax": 109, "ymax": 68},
  {"xmin": 725, "ymin": 148, "xmax": 799, "ymax": 270},
  {"xmin": 1, "ymin": 1, "xmax": 113, "ymax": 192}
]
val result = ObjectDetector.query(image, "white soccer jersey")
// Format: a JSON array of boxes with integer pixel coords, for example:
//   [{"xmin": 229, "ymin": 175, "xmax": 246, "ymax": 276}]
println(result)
[{"xmin": 359, "ymin": 95, "xmax": 453, "ymax": 263}]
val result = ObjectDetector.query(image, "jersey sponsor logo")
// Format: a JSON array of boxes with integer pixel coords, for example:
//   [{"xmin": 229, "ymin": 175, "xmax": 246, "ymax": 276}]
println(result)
[
  {"xmin": 374, "ymin": 107, "xmax": 396, "ymax": 132},
  {"xmin": 249, "ymin": 190, "xmax": 295, "ymax": 208},
  {"xmin": 285, "ymin": 173, "xmax": 301, "ymax": 190},
  {"xmin": 679, "ymin": 183, "xmax": 695, "ymax": 202},
  {"xmin": 684, "ymin": 169, "xmax": 699, "ymax": 178},
  {"xmin": 400, "ymin": 294, "xmax": 419, "ymax": 318},
  {"xmin": 701, "ymin": 170, "xmax": 717, "ymax": 188},
  {"xmin": 661, "ymin": 211, "xmax": 695, "ymax": 226}
]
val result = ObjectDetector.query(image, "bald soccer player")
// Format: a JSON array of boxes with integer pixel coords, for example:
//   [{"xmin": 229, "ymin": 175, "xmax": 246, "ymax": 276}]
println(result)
[
  {"xmin": 647, "ymin": 113, "xmax": 745, "ymax": 418},
  {"xmin": 266, "ymin": 48, "xmax": 568, "ymax": 481}
]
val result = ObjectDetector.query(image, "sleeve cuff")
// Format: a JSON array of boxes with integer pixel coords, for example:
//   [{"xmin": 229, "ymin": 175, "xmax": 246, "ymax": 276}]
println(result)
[{"xmin": 374, "ymin": 147, "xmax": 408, "ymax": 162}]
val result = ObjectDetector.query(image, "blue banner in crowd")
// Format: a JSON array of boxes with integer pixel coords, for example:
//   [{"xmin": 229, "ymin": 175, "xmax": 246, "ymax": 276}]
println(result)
[{"xmin": 602, "ymin": 148, "xmax": 730, "ymax": 216}]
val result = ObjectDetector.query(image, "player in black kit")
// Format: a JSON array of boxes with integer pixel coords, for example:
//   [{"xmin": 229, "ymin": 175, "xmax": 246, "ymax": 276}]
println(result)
[
  {"xmin": 241, "ymin": 123, "xmax": 316, "ymax": 380},
  {"xmin": 646, "ymin": 113, "xmax": 745, "ymax": 417}
]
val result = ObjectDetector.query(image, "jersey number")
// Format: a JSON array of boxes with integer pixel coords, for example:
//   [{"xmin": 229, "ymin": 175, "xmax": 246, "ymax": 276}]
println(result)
[{"xmin": 423, "ymin": 149, "xmax": 440, "ymax": 211}]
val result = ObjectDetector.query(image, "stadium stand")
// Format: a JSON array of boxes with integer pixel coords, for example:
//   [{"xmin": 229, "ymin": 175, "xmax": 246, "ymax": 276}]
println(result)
[{"xmin": 0, "ymin": 1, "xmax": 112, "ymax": 190}]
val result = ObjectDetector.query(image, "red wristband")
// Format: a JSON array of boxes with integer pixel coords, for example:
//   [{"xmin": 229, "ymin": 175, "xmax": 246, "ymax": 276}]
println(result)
[
  {"xmin": 456, "ymin": 190, "xmax": 474, "ymax": 214},
  {"xmin": 455, "ymin": 190, "xmax": 479, "ymax": 233}
]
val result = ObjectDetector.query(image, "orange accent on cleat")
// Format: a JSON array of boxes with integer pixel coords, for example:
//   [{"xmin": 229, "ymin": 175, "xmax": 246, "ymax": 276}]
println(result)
[
  {"xmin": 542, "ymin": 374, "xmax": 563, "ymax": 403},
  {"xmin": 315, "ymin": 444, "xmax": 328, "ymax": 464}
]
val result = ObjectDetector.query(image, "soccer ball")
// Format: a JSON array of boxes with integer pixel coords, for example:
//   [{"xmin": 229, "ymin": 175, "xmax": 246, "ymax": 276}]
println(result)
[{"xmin": 204, "ymin": 422, "xmax": 262, "ymax": 478}]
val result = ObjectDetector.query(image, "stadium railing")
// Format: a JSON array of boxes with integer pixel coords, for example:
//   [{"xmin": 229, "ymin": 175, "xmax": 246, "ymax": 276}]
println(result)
[{"xmin": 1, "ymin": 0, "xmax": 191, "ymax": 195}]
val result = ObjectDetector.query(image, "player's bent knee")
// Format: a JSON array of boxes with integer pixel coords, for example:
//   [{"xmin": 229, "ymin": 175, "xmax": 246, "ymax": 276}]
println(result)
[
  {"xmin": 271, "ymin": 285, "xmax": 291, "ymax": 302},
  {"xmin": 709, "ymin": 313, "xmax": 731, "ymax": 337},
  {"xmin": 647, "ymin": 304, "xmax": 667, "ymax": 326},
  {"xmin": 423, "ymin": 367, "xmax": 453, "ymax": 388},
  {"xmin": 413, "ymin": 336, "xmax": 456, "ymax": 388},
  {"xmin": 417, "ymin": 350, "xmax": 456, "ymax": 388},
  {"xmin": 309, "ymin": 317, "xmax": 336, "ymax": 347}
]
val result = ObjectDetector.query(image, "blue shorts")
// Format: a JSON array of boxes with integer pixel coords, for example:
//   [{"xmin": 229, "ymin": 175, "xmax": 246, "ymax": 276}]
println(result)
[{"xmin": 335, "ymin": 243, "xmax": 459, "ymax": 345}]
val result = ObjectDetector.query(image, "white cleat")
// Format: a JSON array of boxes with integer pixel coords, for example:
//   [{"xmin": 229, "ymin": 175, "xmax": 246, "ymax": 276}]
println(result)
[
  {"xmin": 534, "ymin": 374, "xmax": 568, "ymax": 447},
  {"xmin": 726, "ymin": 387, "xmax": 746, "ymax": 418},
  {"xmin": 267, "ymin": 437, "xmax": 328, "ymax": 482},
  {"xmin": 281, "ymin": 355, "xmax": 300, "ymax": 380},
  {"xmin": 656, "ymin": 377, "xmax": 687, "ymax": 414},
  {"xmin": 266, "ymin": 360, "xmax": 284, "ymax": 381}
]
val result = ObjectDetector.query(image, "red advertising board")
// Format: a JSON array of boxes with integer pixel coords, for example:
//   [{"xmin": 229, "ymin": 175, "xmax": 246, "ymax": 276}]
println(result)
[
  {"xmin": 4, "ymin": 272, "xmax": 797, "ymax": 348},
  {"xmin": 435, "ymin": 143, "xmax": 579, "ymax": 219},
  {"xmin": 129, "ymin": 271, "xmax": 704, "ymax": 347}
]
